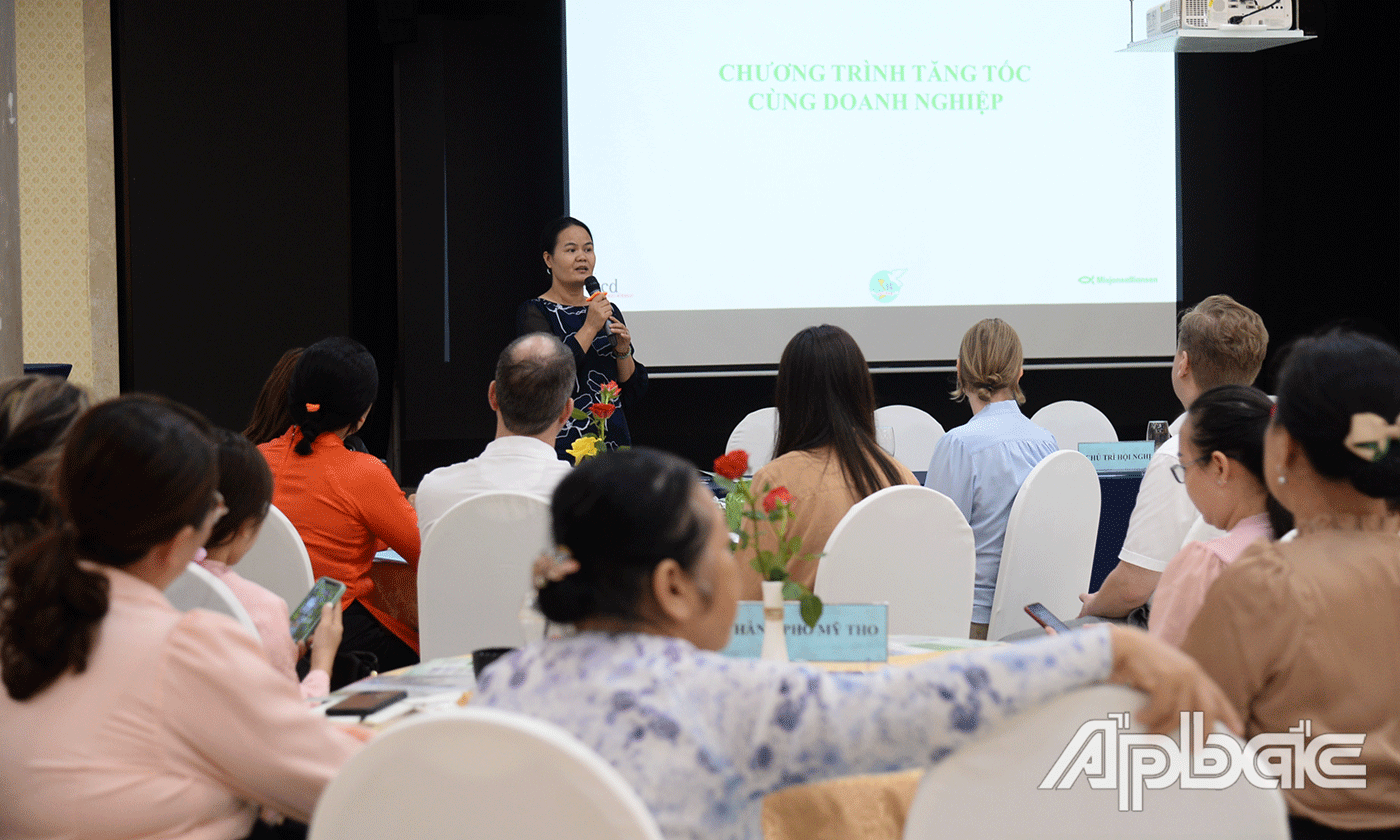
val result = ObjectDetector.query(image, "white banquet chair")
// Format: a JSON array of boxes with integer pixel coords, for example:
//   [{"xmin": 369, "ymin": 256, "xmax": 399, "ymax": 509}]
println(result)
[
  {"xmin": 1031, "ymin": 400, "xmax": 1118, "ymax": 451},
  {"xmin": 987, "ymin": 450, "xmax": 1100, "ymax": 640},
  {"xmin": 903, "ymin": 684, "xmax": 1288, "ymax": 840},
  {"xmin": 164, "ymin": 562, "xmax": 260, "ymax": 641},
  {"xmin": 873, "ymin": 404, "xmax": 945, "ymax": 472},
  {"xmin": 232, "ymin": 504, "xmax": 316, "ymax": 608},
  {"xmin": 309, "ymin": 707, "xmax": 663, "ymax": 840},
  {"xmin": 417, "ymin": 491, "xmax": 552, "ymax": 660},
  {"xmin": 725, "ymin": 407, "xmax": 778, "ymax": 474},
  {"xmin": 818, "ymin": 485, "xmax": 975, "ymax": 637}
]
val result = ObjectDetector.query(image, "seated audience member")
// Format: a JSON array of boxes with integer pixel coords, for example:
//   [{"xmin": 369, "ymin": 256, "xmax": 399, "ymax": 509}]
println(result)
[
  {"xmin": 415, "ymin": 333, "xmax": 575, "ymax": 537},
  {"xmin": 0, "ymin": 376, "xmax": 87, "ymax": 577},
  {"xmin": 0, "ymin": 395, "xmax": 359, "ymax": 840},
  {"xmin": 477, "ymin": 448, "xmax": 1239, "ymax": 840},
  {"xmin": 738, "ymin": 325, "xmax": 916, "ymax": 596},
  {"xmin": 199, "ymin": 427, "xmax": 344, "ymax": 698},
  {"xmin": 243, "ymin": 347, "xmax": 302, "ymax": 445},
  {"xmin": 1183, "ymin": 331, "xmax": 1400, "ymax": 838},
  {"xmin": 260, "ymin": 336, "xmax": 421, "ymax": 671},
  {"xmin": 924, "ymin": 318, "xmax": 1057, "ymax": 639},
  {"xmin": 1147, "ymin": 386, "xmax": 1291, "ymax": 647},
  {"xmin": 1080, "ymin": 295, "xmax": 1267, "ymax": 621}
]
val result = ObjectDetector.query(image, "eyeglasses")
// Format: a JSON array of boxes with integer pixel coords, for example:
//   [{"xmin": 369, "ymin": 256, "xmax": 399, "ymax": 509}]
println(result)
[{"xmin": 1169, "ymin": 455, "xmax": 1211, "ymax": 484}]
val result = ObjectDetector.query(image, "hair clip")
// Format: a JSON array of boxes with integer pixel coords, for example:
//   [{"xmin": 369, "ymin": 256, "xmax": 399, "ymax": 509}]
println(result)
[
  {"xmin": 305, "ymin": 403, "xmax": 321, "ymax": 413},
  {"xmin": 531, "ymin": 545, "xmax": 581, "ymax": 589},
  {"xmin": 1344, "ymin": 412, "xmax": 1400, "ymax": 463}
]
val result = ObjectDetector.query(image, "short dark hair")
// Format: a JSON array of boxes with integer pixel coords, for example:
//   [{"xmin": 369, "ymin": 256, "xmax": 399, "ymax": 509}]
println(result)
[
  {"xmin": 1177, "ymin": 295, "xmax": 1268, "ymax": 390},
  {"xmin": 1274, "ymin": 330, "xmax": 1400, "ymax": 501},
  {"xmin": 207, "ymin": 427, "xmax": 274, "ymax": 549},
  {"xmin": 287, "ymin": 337, "xmax": 378, "ymax": 456},
  {"xmin": 495, "ymin": 334, "xmax": 576, "ymax": 436},
  {"xmin": 1187, "ymin": 385, "xmax": 1292, "ymax": 536},
  {"xmin": 537, "ymin": 449, "xmax": 710, "ymax": 625},
  {"xmin": 540, "ymin": 216, "xmax": 592, "ymax": 255}
]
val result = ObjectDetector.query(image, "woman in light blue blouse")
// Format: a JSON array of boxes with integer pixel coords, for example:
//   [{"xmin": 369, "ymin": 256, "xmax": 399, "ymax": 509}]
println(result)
[
  {"xmin": 925, "ymin": 318, "xmax": 1059, "ymax": 639},
  {"xmin": 476, "ymin": 448, "xmax": 1237, "ymax": 840}
]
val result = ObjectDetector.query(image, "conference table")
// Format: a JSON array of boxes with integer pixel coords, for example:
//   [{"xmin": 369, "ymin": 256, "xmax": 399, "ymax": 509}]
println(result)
[{"xmin": 317, "ymin": 637, "xmax": 987, "ymax": 840}]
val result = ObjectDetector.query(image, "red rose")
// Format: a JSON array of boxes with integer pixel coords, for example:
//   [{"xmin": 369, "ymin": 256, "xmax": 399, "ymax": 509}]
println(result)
[
  {"xmin": 588, "ymin": 402, "xmax": 616, "ymax": 420},
  {"xmin": 713, "ymin": 450, "xmax": 748, "ymax": 481},
  {"xmin": 600, "ymin": 380, "xmax": 622, "ymax": 401},
  {"xmin": 762, "ymin": 486, "xmax": 793, "ymax": 514}
]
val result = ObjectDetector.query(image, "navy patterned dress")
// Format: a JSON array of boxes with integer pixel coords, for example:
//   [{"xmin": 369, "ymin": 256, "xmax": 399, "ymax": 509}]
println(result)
[
  {"xmin": 477, "ymin": 628, "xmax": 1112, "ymax": 840},
  {"xmin": 517, "ymin": 298, "xmax": 649, "ymax": 458}
]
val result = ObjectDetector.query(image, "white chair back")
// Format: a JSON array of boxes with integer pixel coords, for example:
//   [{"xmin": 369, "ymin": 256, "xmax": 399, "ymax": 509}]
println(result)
[
  {"xmin": 818, "ymin": 485, "xmax": 975, "ymax": 637},
  {"xmin": 724, "ymin": 407, "xmax": 778, "ymax": 473},
  {"xmin": 873, "ymin": 404, "xmax": 946, "ymax": 472},
  {"xmin": 309, "ymin": 707, "xmax": 664, "ymax": 840},
  {"xmin": 165, "ymin": 562, "xmax": 260, "ymax": 642},
  {"xmin": 234, "ymin": 505, "xmax": 316, "ymax": 609},
  {"xmin": 988, "ymin": 450, "xmax": 1100, "ymax": 640},
  {"xmin": 903, "ymin": 684, "xmax": 1289, "ymax": 839},
  {"xmin": 1031, "ymin": 400, "xmax": 1118, "ymax": 450},
  {"xmin": 417, "ymin": 491, "xmax": 552, "ymax": 661}
]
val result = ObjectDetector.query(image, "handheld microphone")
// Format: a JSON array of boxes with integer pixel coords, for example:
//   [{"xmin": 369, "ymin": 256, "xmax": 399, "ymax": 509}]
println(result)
[{"xmin": 584, "ymin": 276, "xmax": 614, "ymax": 340}]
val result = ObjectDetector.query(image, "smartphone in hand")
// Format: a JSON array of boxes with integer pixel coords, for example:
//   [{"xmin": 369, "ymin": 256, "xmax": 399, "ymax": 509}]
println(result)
[
  {"xmin": 290, "ymin": 576, "xmax": 347, "ymax": 643},
  {"xmin": 1024, "ymin": 602, "xmax": 1071, "ymax": 634}
]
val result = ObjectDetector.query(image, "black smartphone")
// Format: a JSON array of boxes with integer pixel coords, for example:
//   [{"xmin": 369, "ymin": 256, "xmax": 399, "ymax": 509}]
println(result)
[
  {"xmin": 323, "ymin": 690, "xmax": 408, "ymax": 717},
  {"xmin": 1024, "ymin": 602, "xmax": 1071, "ymax": 634},
  {"xmin": 289, "ymin": 576, "xmax": 347, "ymax": 643}
]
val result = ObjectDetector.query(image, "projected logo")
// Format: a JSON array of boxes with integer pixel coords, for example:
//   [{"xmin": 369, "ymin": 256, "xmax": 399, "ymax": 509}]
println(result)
[{"xmin": 869, "ymin": 270, "xmax": 906, "ymax": 303}]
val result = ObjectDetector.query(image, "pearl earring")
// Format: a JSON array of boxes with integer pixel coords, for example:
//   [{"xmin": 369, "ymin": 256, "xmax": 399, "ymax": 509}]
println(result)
[{"xmin": 1277, "ymin": 474, "xmax": 1287, "ymax": 485}]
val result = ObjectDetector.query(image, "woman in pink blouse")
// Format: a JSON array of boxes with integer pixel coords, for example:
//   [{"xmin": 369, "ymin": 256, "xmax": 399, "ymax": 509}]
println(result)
[
  {"xmin": 1148, "ymin": 385, "xmax": 1290, "ymax": 647},
  {"xmin": 0, "ymin": 395, "xmax": 359, "ymax": 840},
  {"xmin": 197, "ymin": 427, "xmax": 343, "ymax": 699}
]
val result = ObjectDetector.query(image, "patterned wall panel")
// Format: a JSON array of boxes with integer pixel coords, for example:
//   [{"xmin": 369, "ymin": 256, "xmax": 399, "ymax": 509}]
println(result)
[{"xmin": 16, "ymin": 0, "xmax": 93, "ymax": 388}]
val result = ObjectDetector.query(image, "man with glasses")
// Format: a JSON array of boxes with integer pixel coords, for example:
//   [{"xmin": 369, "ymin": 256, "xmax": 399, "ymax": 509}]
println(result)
[{"xmin": 1078, "ymin": 296, "xmax": 1268, "ymax": 623}]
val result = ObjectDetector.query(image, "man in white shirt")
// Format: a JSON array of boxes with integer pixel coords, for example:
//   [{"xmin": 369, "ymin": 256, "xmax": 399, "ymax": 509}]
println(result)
[
  {"xmin": 415, "ymin": 334, "xmax": 575, "ymax": 537},
  {"xmin": 1078, "ymin": 295, "xmax": 1268, "ymax": 621}
]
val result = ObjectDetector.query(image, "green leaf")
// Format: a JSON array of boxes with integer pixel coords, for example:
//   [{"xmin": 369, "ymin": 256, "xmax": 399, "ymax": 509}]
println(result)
[
  {"xmin": 723, "ymin": 493, "xmax": 745, "ymax": 533},
  {"xmin": 799, "ymin": 593, "xmax": 824, "ymax": 628},
  {"xmin": 781, "ymin": 581, "xmax": 804, "ymax": 601},
  {"xmin": 570, "ymin": 408, "xmax": 588, "ymax": 421}
]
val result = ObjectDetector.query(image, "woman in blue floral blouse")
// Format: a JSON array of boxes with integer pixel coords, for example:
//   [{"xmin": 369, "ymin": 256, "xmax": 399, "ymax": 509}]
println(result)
[{"xmin": 476, "ymin": 448, "xmax": 1238, "ymax": 840}]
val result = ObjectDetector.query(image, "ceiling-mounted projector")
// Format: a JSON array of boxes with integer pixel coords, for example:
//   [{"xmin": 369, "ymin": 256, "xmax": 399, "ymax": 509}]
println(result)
[{"xmin": 1146, "ymin": 0, "xmax": 1295, "ymax": 37}]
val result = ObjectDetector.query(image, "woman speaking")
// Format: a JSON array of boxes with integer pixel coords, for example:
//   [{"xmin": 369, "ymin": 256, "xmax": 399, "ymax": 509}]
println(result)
[{"xmin": 517, "ymin": 216, "xmax": 648, "ymax": 457}]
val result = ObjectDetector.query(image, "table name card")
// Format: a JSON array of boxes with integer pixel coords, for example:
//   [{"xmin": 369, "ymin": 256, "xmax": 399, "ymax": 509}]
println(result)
[
  {"xmin": 1077, "ymin": 440, "xmax": 1156, "ymax": 473},
  {"xmin": 720, "ymin": 603, "xmax": 888, "ymax": 662}
]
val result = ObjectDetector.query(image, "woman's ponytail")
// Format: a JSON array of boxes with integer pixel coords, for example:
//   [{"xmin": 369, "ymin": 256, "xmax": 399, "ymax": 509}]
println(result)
[
  {"xmin": 1, "ymin": 525, "xmax": 109, "ymax": 700},
  {"xmin": 286, "ymin": 338, "xmax": 379, "ymax": 456},
  {"xmin": 0, "ymin": 395, "xmax": 219, "ymax": 702}
]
